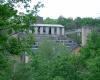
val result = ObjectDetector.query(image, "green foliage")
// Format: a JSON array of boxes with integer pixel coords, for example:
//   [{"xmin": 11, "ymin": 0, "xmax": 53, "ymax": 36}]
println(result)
[
  {"xmin": 0, "ymin": 0, "xmax": 41, "ymax": 80},
  {"xmin": 74, "ymin": 17, "xmax": 81, "ymax": 28},
  {"xmin": 44, "ymin": 17, "xmax": 58, "ymax": 24},
  {"xmin": 81, "ymin": 31, "xmax": 100, "ymax": 58},
  {"xmin": 80, "ymin": 18, "xmax": 95, "ymax": 26},
  {"xmin": 0, "ymin": 4, "xmax": 16, "ymax": 19},
  {"xmin": 30, "ymin": 32, "xmax": 100, "ymax": 80},
  {"xmin": 57, "ymin": 16, "xmax": 76, "ymax": 29},
  {"xmin": 0, "ymin": 0, "xmax": 37, "ymax": 54},
  {"xmin": 78, "ymin": 31, "xmax": 100, "ymax": 80},
  {"xmin": 67, "ymin": 33, "xmax": 81, "ymax": 44},
  {"xmin": 0, "ymin": 51, "xmax": 13, "ymax": 80},
  {"xmin": 0, "ymin": 4, "xmax": 17, "ymax": 79},
  {"xmin": 32, "ymin": 1, "xmax": 44, "ymax": 16},
  {"xmin": 6, "ymin": 33, "xmax": 35, "ymax": 55},
  {"xmin": 44, "ymin": 16, "xmax": 100, "ymax": 30},
  {"xmin": 0, "ymin": 29, "xmax": 99, "ymax": 80},
  {"xmin": 30, "ymin": 40, "xmax": 80, "ymax": 80},
  {"xmin": 12, "ymin": 63, "xmax": 33, "ymax": 80},
  {"xmin": 0, "ymin": 0, "xmax": 100, "ymax": 80}
]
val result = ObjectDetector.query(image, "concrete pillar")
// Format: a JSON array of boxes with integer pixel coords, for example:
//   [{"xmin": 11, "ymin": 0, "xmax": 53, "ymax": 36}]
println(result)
[
  {"xmin": 46, "ymin": 27, "xmax": 49, "ymax": 34},
  {"xmin": 82, "ymin": 26, "xmax": 91, "ymax": 46},
  {"xmin": 34, "ymin": 27, "xmax": 38, "ymax": 34},
  {"xmin": 20, "ymin": 52, "xmax": 29, "ymax": 63},
  {"xmin": 51, "ymin": 27, "xmax": 55, "ymax": 34},
  {"xmin": 25, "ymin": 55, "xmax": 29, "ymax": 63},
  {"xmin": 57, "ymin": 27, "xmax": 60, "ymax": 35},
  {"xmin": 40, "ymin": 27, "xmax": 43, "ymax": 34},
  {"xmin": 62, "ymin": 28, "xmax": 64, "ymax": 35},
  {"xmin": 29, "ymin": 30, "xmax": 32, "ymax": 33}
]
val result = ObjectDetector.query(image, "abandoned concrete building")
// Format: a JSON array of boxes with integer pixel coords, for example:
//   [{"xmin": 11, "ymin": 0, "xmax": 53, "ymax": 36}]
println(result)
[
  {"xmin": 30, "ymin": 25, "xmax": 78, "ymax": 50},
  {"xmin": 34, "ymin": 24, "xmax": 64, "ymax": 35},
  {"xmin": 29, "ymin": 16, "xmax": 78, "ymax": 50}
]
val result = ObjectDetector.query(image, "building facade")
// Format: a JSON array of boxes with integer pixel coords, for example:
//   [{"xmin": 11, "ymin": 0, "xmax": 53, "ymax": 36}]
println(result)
[
  {"xmin": 30, "ymin": 24, "xmax": 78, "ymax": 50},
  {"xmin": 33, "ymin": 24, "xmax": 65, "ymax": 35}
]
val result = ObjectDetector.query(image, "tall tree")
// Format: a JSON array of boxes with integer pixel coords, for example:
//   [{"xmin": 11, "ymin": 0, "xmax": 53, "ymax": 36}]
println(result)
[{"xmin": 0, "ymin": 0, "xmax": 43, "ymax": 80}]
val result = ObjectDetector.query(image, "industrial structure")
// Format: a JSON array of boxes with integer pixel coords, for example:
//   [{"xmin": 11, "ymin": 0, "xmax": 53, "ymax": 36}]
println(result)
[{"xmin": 30, "ymin": 24, "xmax": 78, "ymax": 50}]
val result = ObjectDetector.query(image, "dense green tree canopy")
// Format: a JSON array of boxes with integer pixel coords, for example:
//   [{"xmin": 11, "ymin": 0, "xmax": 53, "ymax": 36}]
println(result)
[
  {"xmin": 29, "ymin": 30, "xmax": 100, "ymax": 80},
  {"xmin": 44, "ymin": 16, "xmax": 100, "ymax": 30},
  {"xmin": 0, "ymin": 0, "xmax": 100, "ymax": 80},
  {"xmin": 44, "ymin": 17, "xmax": 58, "ymax": 24},
  {"xmin": 0, "ymin": 0, "xmax": 42, "ymax": 80}
]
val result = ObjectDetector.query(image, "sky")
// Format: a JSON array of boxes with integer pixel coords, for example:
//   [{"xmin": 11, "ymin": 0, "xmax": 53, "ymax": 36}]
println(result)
[{"xmin": 18, "ymin": 0, "xmax": 100, "ymax": 19}]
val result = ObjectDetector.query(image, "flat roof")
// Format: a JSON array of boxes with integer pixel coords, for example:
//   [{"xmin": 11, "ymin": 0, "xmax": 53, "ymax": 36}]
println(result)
[{"xmin": 32, "ymin": 24, "xmax": 64, "ymax": 28}]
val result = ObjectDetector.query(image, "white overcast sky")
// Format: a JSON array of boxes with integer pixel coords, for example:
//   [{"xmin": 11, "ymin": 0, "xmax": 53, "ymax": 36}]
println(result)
[{"xmin": 18, "ymin": 0, "xmax": 100, "ymax": 19}]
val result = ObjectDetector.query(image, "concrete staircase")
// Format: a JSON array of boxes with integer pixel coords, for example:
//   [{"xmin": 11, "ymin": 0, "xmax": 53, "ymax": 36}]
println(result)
[{"xmin": 33, "ymin": 34, "xmax": 79, "ymax": 50}]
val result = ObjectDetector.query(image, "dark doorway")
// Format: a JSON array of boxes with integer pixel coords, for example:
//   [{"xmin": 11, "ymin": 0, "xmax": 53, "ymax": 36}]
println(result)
[
  {"xmin": 38, "ymin": 27, "xmax": 40, "ymax": 34},
  {"xmin": 49, "ymin": 27, "xmax": 51, "ymax": 34}
]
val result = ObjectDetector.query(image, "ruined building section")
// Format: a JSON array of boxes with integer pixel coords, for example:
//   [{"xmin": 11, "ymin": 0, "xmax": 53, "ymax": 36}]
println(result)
[
  {"xmin": 36, "ymin": 16, "xmax": 44, "ymax": 24},
  {"xmin": 82, "ymin": 26, "xmax": 92, "ymax": 46},
  {"xmin": 29, "ymin": 16, "xmax": 79, "ymax": 50},
  {"xmin": 30, "ymin": 23, "xmax": 79, "ymax": 50},
  {"xmin": 34, "ymin": 24, "xmax": 65, "ymax": 35}
]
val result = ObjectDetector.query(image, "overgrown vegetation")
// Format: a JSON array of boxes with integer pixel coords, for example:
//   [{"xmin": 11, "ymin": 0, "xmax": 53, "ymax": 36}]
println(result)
[
  {"xmin": 30, "ymin": 30, "xmax": 100, "ymax": 80},
  {"xmin": 0, "ymin": 0, "xmax": 100, "ymax": 80},
  {"xmin": 0, "ymin": 0, "xmax": 42, "ymax": 80},
  {"xmin": 44, "ymin": 16, "xmax": 100, "ymax": 30}
]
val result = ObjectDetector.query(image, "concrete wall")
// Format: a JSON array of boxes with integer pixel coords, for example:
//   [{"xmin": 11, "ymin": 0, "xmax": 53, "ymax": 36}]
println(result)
[
  {"xmin": 51, "ymin": 27, "xmax": 55, "ymax": 34},
  {"xmin": 62, "ymin": 28, "xmax": 64, "ymax": 35},
  {"xmin": 46, "ymin": 27, "xmax": 49, "ymax": 34},
  {"xmin": 82, "ymin": 26, "xmax": 91, "ymax": 46},
  {"xmin": 40, "ymin": 27, "xmax": 43, "ymax": 34},
  {"xmin": 34, "ymin": 26, "xmax": 64, "ymax": 35},
  {"xmin": 57, "ymin": 27, "xmax": 60, "ymax": 35},
  {"xmin": 36, "ymin": 16, "xmax": 44, "ymax": 24}
]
